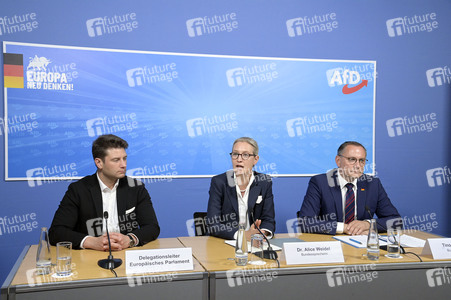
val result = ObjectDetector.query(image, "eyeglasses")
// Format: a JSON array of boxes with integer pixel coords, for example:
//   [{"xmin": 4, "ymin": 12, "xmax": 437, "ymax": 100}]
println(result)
[
  {"xmin": 230, "ymin": 152, "xmax": 256, "ymax": 160},
  {"xmin": 339, "ymin": 155, "xmax": 368, "ymax": 165}
]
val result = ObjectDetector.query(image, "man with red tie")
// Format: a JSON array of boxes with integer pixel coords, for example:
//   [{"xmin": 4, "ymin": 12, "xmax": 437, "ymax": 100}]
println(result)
[{"xmin": 298, "ymin": 141, "xmax": 401, "ymax": 235}]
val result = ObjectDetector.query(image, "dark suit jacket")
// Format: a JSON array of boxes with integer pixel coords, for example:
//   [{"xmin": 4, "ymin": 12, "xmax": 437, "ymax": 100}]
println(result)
[
  {"xmin": 299, "ymin": 169, "xmax": 400, "ymax": 234},
  {"xmin": 207, "ymin": 171, "xmax": 276, "ymax": 240},
  {"xmin": 49, "ymin": 174, "xmax": 160, "ymax": 249}
]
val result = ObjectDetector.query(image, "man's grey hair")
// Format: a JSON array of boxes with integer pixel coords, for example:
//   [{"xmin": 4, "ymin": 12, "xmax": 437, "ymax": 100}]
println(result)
[
  {"xmin": 232, "ymin": 137, "xmax": 259, "ymax": 155},
  {"xmin": 337, "ymin": 141, "xmax": 367, "ymax": 156}
]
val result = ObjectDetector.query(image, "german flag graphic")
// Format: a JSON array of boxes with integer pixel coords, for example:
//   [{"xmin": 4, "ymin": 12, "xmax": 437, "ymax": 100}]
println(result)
[{"xmin": 3, "ymin": 53, "xmax": 24, "ymax": 88}]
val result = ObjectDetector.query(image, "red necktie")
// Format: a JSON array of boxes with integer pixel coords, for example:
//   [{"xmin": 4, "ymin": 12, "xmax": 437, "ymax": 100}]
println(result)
[{"xmin": 345, "ymin": 183, "xmax": 355, "ymax": 224}]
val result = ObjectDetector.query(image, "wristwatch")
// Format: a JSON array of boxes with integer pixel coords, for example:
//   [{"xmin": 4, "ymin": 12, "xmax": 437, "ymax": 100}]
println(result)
[{"xmin": 127, "ymin": 234, "xmax": 136, "ymax": 248}]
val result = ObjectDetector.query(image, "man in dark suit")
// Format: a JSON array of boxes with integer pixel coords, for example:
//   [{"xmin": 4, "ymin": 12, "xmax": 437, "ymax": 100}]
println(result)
[
  {"xmin": 49, "ymin": 134, "xmax": 159, "ymax": 250},
  {"xmin": 207, "ymin": 137, "xmax": 275, "ymax": 240},
  {"xmin": 299, "ymin": 141, "xmax": 400, "ymax": 235}
]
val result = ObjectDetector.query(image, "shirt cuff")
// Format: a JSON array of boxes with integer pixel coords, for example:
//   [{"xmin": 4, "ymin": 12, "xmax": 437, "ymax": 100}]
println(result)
[
  {"xmin": 336, "ymin": 222, "xmax": 344, "ymax": 234},
  {"xmin": 261, "ymin": 228, "xmax": 273, "ymax": 239},
  {"xmin": 80, "ymin": 236, "xmax": 89, "ymax": 249},
  {"xmin": 128, "ymin": 233, "xmax": 139, "ymax": 246}
]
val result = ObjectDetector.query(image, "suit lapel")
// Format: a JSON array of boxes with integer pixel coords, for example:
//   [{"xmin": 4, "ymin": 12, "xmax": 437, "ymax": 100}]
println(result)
[
  {"xmin": 247, "ymin": 179, "xmax": 261, "ymax": 215},
  {"xmin": 226, "ymin": 171, "xmax": 239, "ymax": 214},
  {"xmin": 331, "ymin": 184, "xmax": 343, "ymax": 222},
  {"xmin": 356, "ymin": 178, "xmax": 368, "ymax": 219},
  {"xmin": 87, "ymin": 174, "xmax": 103, "ymax": 218},
  {"xmin": 116, "ymin": 178, "xmax": 127, "ymax": 220}
]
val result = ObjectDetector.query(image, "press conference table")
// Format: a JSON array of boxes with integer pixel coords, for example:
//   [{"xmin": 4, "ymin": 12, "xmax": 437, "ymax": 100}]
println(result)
[
  {"xmin": 1, "ymin": 238, "xmax": 208, "ymax": 300},
  {"xmin": 179, "ymin": 231, "xmax": 451, "ymax": 299},
  {"xmin": 2, "ymin": 232, "xmax": 451, "ymax": 299}
]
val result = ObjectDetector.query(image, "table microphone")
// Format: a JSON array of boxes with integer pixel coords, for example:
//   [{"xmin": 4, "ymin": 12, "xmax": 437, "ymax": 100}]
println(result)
[
  {"xmin": 250, "ymin": 211, "xmax": 278, "ymax": 260},
  {"xmin": 98, "ymin": 211, "xmax": 123, "ymax": 269},
  {"xmin": 364, "ymin": 206, "xmax": 405, "ymax": 254}
]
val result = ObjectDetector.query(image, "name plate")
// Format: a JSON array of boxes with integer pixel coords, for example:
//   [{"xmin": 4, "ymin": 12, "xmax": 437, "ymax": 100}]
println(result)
[
  {"xmin": 421, "ymin": 238, "xmax": 451, "ymax": 259},
  {"xmin": 284, "ymin": 241, "xmax": 344, "ymax": 265},
  {"xmin": 126, "ymin": 247, "xmax": 193, "ymax": 275}
]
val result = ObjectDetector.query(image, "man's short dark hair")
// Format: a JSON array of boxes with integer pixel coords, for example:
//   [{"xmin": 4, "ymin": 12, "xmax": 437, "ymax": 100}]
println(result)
[
  {"xmin": 337, "ymin": 141, "xmax": 367, "ymax": 156},
  {"xmin": 92, "ymin": 134, "xmax": 128, "ymax": 161}
]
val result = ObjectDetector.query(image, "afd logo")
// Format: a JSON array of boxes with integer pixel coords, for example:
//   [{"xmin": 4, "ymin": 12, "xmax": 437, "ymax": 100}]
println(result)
[
  {"xmin": 426, "ymin": 67, "xmax": 451, "ymax": 87},
  {"xmin": 327, "ymin": 68, "xmax": 368, "ymax": 94},
  {"xmin": 226, "ymin": 68, "xmax": 245, "ymax": 87},
  {"xmin": 426, "ymin": 268, "xmax": 451, "ymax": 287},
  {"xmin": 126, "ymin": 68, "xmax": 144, "ymax": 87},
  {"xmin": 426, "ymin": 167, "xmax": 451, "ymax": 188}
]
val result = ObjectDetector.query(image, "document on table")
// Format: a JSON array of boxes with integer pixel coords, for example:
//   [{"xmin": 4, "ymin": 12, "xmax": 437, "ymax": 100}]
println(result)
[
  {"xmin": 333, "ymin": 234, "xmax": 426, "ymax": 248},
  {"xmin": 225, "ymin": 240, "xmax": 282, "ymax": 252}
]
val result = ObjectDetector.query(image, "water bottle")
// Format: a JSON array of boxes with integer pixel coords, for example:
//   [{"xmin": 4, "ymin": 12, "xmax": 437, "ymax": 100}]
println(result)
[
  {"xmin": 36, "ymin": 227, "xmax": 52, "ymax": 275},
  {"xmin": 366, "ymin": 219, "xmax": 380, "ymax": 260},
  {"xmin": 235, "ymin": 223, "xmax": 248, "ymax": 266}
]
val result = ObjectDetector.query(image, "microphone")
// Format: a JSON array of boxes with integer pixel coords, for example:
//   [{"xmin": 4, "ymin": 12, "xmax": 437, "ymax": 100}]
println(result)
[
  {"xmin": 250, "ymin": 211, "xmax": 278, "ymax": 260},
  {"xmin": 98, "ymin": 211, "xmax": 123, "ymax": 270},
  {"xmin": 364, "ymin": 206, "xmax": 405, "ymax": 254}
]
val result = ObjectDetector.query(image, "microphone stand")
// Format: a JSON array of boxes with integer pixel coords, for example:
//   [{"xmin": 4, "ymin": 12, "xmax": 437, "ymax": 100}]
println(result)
[
  {"xmin": 250, "ymin": 211, "xmax": 278, "ymax": 260},
  {"xmin": 98, "ymin": 211, "xmax": 123, "ymax": 270}
]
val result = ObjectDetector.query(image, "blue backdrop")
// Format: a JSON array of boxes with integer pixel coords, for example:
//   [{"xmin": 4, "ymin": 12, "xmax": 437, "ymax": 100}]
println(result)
[{"xmin": 1, "ymin": 0, "xmax": 450, "ymax": 286}]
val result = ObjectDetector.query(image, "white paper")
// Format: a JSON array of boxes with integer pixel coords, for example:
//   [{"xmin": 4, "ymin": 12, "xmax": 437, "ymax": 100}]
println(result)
[
  {"xmin": 125, "ymin": 247, "xmax": 193, "ymax": 275},
  {"xmin": 284, "ymin": 241, "xmax": 344, "ymax": 265}
]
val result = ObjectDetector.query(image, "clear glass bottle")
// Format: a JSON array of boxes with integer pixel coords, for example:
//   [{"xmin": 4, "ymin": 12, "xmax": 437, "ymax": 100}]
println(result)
[
  {"xmin": 235, "ymin": 223, "xmax": 248, "ymax": 266},
  {"xmin": 366, "ymin": 219, "xmax": 380, "ymax": 260},
  {"xmin": 36, "ymin": 227, "xmax": 52, "ymax": 275}
]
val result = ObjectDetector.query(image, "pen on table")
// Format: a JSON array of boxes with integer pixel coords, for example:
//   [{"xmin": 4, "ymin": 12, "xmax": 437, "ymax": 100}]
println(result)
[
  {"xmin": 350, "ymin": 238, "xmax": 362, "ymax": 245},
  {"xmin": 379, "ymin": 237, "xmax": 387, "ymax": 242}
]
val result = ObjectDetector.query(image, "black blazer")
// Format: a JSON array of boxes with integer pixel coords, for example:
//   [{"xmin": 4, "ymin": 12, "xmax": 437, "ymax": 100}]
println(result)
[
  {"xmin": 49, "ymin": 174, "xmax": 160, "ymax": 249},
  {"xmin": 207, "ymin": 171, "xmax": 276, "ymax": 239}
]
